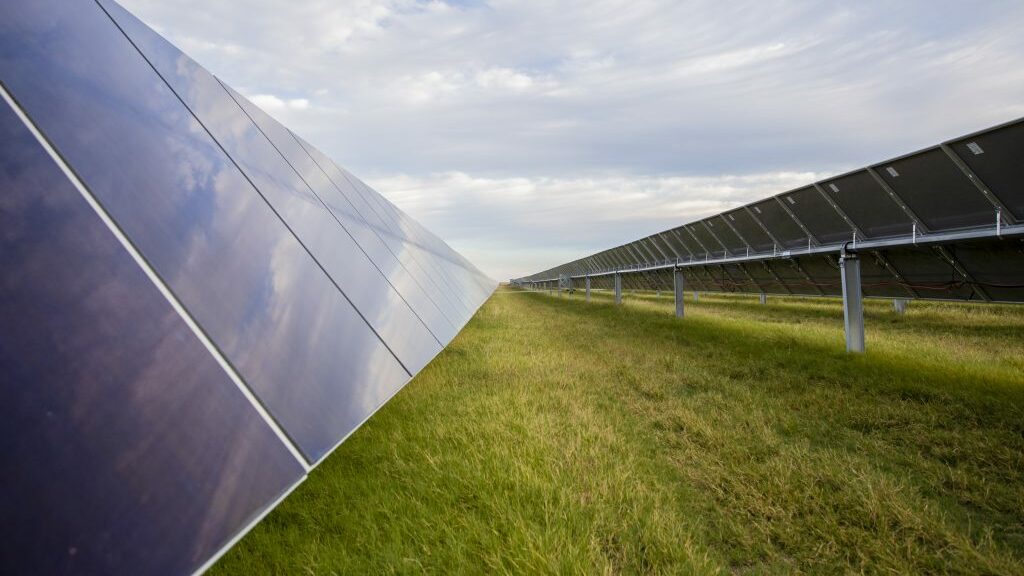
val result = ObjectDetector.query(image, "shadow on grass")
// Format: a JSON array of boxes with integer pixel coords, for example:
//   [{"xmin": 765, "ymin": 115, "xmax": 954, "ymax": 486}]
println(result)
[
  {"xmin": 561, "ymin": 288, "xmax": 1024, "ymax": 353},
  {"xmin": 524, "ymin": 290, "xmax": 1024, "ymax": 417}
]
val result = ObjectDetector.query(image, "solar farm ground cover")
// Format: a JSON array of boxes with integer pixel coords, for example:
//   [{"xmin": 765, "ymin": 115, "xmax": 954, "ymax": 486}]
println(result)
[{"xmin": 213, "ymin": 287, "xmax": 1024, "ymax": 574}]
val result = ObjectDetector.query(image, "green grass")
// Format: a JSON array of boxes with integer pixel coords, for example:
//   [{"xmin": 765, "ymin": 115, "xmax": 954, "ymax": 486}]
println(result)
[{"xmin": 211, "ymin": 287, "xmax": 1024, "ymax": 575}]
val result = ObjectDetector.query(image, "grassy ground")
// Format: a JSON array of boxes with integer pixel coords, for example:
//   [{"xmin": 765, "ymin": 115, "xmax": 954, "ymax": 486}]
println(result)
[{"xmin": 211, "ymin": 287, "xmax": 1024, "ymax": 575}]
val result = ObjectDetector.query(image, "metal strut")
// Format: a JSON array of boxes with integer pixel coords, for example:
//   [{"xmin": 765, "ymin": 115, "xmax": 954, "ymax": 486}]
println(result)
[{"xmin": 840, "ymin": 244, "xmax": 865, "ymax": 353}]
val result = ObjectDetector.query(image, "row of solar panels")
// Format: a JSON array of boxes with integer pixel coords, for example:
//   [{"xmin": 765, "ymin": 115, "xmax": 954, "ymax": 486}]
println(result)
[
  {"xmin": 0, "ymin": 1, "xmax": 494, "ymax": 574},
  {"xmin": 516, "ymin": 115, "xmax": 1024, "ymax": 303},
  {"xmin": 526, "ymin": 237, "xmax": 1023, "ymax": 303}
]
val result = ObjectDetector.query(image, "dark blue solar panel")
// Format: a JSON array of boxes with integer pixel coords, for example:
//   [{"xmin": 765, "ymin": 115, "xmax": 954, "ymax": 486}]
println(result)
[
  {"xmin": 333, "ymin": 168, "xmax": 478, "ymax": 325},
  {"xmin": 221, "ymin": 86, "xmax": 463, "ymax": 343},
  {"xmin": 99, "ymin": 0, "xmax": 450, "ymax": 366},
  {"xmin": 0, "ymin": 99, "xmax": 303, "ymax": 576},
  {"xmin": 290, "ymin": 134, "xmax": 464, "ymax": 338},
  {"xmin": 0, "ymin": 0, "xmax": 411, "ymax": 462},
  {"xmin": 346, "ymin": 166, "xmax": 496, "ymax": 309}
]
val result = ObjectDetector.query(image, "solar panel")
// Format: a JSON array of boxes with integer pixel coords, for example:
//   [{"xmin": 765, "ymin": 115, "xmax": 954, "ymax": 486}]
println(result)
[
  {"xmin": 705, "ymin": 217, "xmax": 747, "ymax": 256},
  {"xmin": 2, "ymin": 0, "xmax": 421, "ymax": 462},
  {"xmin": 873, "ymin": 149, "xmax": 994, "ymax": 232},
  {"xmin": 821, "ymin": 171, "xmax": 911, "ymax": 239},
  {"xmin": 290, "ymin": 137, "xmax": 463, "ymax": 334},
  {"xmin": 723, "ymin": 208, "xmax": 775, "ymax": 253},
  {"xmin": 516, "ymin": 118, "xmax": 1024, "ymax": 305},
  {"xmin": 780, "ymin": 186, "xmax": 851, "ymax": 245},
  {"xmin": 1, "ymin": 0, "xmax": 495, "ymax": 572},
  {"xmin": 948, "ymin": 120, "xmax": 1024, "ymax": 221},
  {"xmin": 749, "ymin": 198, "xmax": 807, "ymax": 249},
  {"xmin": 0, "ymin": 98, "xmax": 304, "ymax": 576},
  {"xmin": 99, "ymin": 0, "xmax": 446, "ymax": 374}
]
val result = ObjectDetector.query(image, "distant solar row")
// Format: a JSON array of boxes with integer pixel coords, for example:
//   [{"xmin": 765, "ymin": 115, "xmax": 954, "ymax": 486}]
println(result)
[
  {"xmin": 0, "ymin": 1, "xmax": 494, "ymax": 574},
  {"xmin": 515, "ymin": 116, "xmax": 1024, "ymax": 304}
]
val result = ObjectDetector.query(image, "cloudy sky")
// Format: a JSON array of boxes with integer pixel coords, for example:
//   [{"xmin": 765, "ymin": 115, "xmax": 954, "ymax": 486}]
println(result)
[{"xmin": 119, "ymin": 0, "xmax": 1024, "ymax": 281}]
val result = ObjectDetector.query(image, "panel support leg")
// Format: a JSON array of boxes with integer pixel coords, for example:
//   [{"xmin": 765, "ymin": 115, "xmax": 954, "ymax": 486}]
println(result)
[
  {"xmin": 759, "ymin": 292, "xmax": 767, "ymax": 305},
  {"xmin": 585, "ymin": 276, "xmax": 591, "ymax": 302},
  {"xmin": 893, "ymin": 298, "xmax": 908, "ymax": 315},
  {"xmin": 673, "ymin": 268, "xmax": 685, "ymax": 318},
  {"xmin": 840, "ymin": 250, "xmax": 865, "ymax": 353},
  {"xmin": 614, "ymin": 273, "xmax": 623, "ymax": 305},
  {"xmin": 693, "ymin": 291, "xmax": 699, "ymax": 302}
]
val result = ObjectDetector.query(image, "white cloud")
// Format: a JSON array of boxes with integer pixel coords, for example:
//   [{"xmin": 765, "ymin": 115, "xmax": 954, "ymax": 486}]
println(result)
[
  {"xmin": 368, "ymin": 170, "xmax": 823, "ymax": 280},
  {"xmin": 117, "ymin": 0, "xmax": 1024, "ymax": 278},
  {"xmin": 394, "ymin": 70, "xmax": 465, "ymax": 104},
  {"xmin": 247, "ymin": 94, "xmax": 311, "ymax": 111},
  {"xmin": 475, "ymin": 67, "xmax": 535, "ymax": 91}
]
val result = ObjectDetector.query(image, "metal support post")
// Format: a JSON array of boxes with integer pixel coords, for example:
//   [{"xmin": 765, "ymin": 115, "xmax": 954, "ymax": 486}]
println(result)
[
  {"xmin": 893, "ymin": 298, "xmax": 908, "ymax": 315},
  {"xmin": 673, "ymin": 268, "xmax": 685, "ymax": 318},
  {"xmin": 759, "ymin": 293, "xmax": 767, "ymax": 305},
  {"xmin": 614, "ymin": 273, "xmax": 623, "ymax": 305},
  {"xmin": 693, "ymin": 291, "xmax": 699, "ymax": 302},
  {"xmin": 840, "ymin": 248, "xmax": 865, "ymax": 353},
  {"xmin": 585, "ymin": 276, "xmax": 591, "ymax": 302}
]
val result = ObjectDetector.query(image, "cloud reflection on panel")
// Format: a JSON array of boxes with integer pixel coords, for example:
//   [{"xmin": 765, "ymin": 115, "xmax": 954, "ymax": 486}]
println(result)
[
  {"xmin": 1, "ymin": 0, "xmax": 493, "ymax": 574},
  {"xmin": 123, "ymin": 0, "xmax": 476, "ymax": 356},
  {"xmin": 0, "ymin": 87, "xmax": 303, "ymax": 576},
  {"xmin": 0, "ymin": 0, "xmax": 492, "ymax": 471}
]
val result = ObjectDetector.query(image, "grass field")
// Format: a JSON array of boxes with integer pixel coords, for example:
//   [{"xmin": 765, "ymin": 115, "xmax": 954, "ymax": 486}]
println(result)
[{"xmin": 211, "ymin": 287, "xmax": 1024, "ymax": 575}]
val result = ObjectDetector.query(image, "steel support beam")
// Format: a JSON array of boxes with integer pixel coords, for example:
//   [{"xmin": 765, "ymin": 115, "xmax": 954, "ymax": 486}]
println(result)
[
  {"xmin": 516, "ymin": 223, "xmax": 1024, "ymax": 284},
  {"xmin": 759, "ymin": 293, "xmax": 767, "ymax": 305},
  {"xmin": 614, "ymin": 273, "xmax": 623, "ymax": 305},
  {"xmin": 585, "ymin": 276, "xmax": 591, "ymax": 302},
  {"xmin": 893, "ymin": 298, "xmax": 908, "ymax": 315},
  {"xmin": 840, "ymin": 250, "xmax": 865, "ymax": 353},
  {"xmin": 673, "ymin": 268, "xmax": 685, "ymax": 318}
]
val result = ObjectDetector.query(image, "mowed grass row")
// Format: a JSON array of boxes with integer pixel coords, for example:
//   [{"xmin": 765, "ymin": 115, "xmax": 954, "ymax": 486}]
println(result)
[{"xmin": 212, "ymin": 287, "xmax": 1024, "ymax": 575}]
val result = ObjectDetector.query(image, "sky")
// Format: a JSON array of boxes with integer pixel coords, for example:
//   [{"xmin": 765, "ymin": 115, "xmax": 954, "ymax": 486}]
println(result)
[{"xmin": 118, "ymin": 0, "xmax": 1024, "ymax": 281}]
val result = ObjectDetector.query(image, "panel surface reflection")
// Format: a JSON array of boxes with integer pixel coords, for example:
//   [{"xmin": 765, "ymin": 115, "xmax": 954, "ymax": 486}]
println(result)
[
  {"xmin": 320, "ymin": 160, "xmax": 474, "ymax": 327},
  {"xmin": 100, "ymin": 0, "xmax": 445, "ymax": 369},
  {"xmin": 220, "ymin": 81, "xmax": 461, "ymax": 345},
  {"xmin": 293, "ymin": 134, "xmax": 466, "ymax": 340},
  {"xmin": 0, "ymin": 0, "xmax": 410, "ymax": 462},
  {"xmin": 340, "ymin": 169, "xmax": 483, "ymax": 318},
  {"xmin": 0, "ymin": 102, "xmax": 303, "ymax": 576}
]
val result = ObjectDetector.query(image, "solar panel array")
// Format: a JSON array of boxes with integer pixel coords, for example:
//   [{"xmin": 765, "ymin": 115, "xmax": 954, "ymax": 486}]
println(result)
[
  {"xmin": 516, "ymin": 118, "xmax": 1024, "ymax": 304},
  {"xmin": 0, "ymin": 1, "xmax": 494, "ymax": 574}
]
